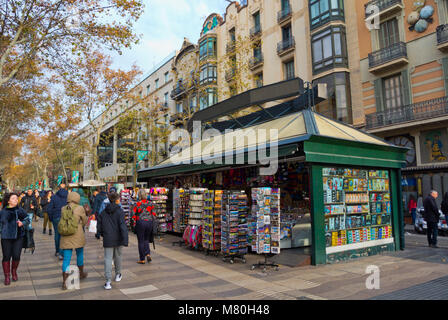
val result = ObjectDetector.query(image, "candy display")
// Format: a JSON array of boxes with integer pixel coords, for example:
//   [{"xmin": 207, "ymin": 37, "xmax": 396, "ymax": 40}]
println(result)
[
  {"xmin": 149, "ymin": 187, "xmax": 169, "ymax": 233},
  {"xmin": 323, "ymin": 168, "xmax": 393, "ymax": 248},
  {"xmin": 221, "ymin": 190, "xmax": 248, "ymax": 263},
  {"xmin": 250, "ymin": 188, "xmax": 281, "ymax": 255}
]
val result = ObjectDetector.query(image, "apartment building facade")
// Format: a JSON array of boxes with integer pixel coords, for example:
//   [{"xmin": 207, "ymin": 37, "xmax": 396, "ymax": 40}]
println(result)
[
  {"xmin": 81, "ymin": 52, "xmax": 176, "ymax": 185},
  {"xmin": 356, "ymin": 0, "xmax": 448, "ymax": 203}
]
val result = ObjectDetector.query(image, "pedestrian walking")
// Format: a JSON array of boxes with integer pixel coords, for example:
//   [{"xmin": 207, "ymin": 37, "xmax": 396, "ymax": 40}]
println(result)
[
  {"xmin": 408, "ymin": 194, "xmax": 417, "ymax": 226},
  {"xmin": 89, "ymin": 190, "xmax": 98, "ymax": 209},
  {"xmin": 0, "ymin": 193, "xmax": 31, "ymax": 285},
  {"xmin": 60, "ymin": 191, "xmax": 88, "ymax": 290},
  {"xmin": 33, "ymin": 189, "xmax": 41, "ymax": 222},
  {"xmin": 423, "ymin": 190, "xmax": 440, "ymax": 248},
  {"xmin": 48, "ymin": 183, "xmax": 68, "ymax": 260},
  {"xmin": 441, "ymin": 192, "xmax": 448, "ymax": 228},
  {"xmin": 92, "ymin": 187, "xmax": 107, "ymax": 218},
  {"xmin": 134, "ymin": 202, "xmax": 155, "ymax": 264},
  {"xmin": 20, "ymin": 189, "xmax": 37, "ymax": 230},
  {"xmin": 41, "ymin": 191, "xmax": 53, "ymax": 235},
  {"xmin": 97, "ymin": 192, "xmax": 128, "ymax": 290}
]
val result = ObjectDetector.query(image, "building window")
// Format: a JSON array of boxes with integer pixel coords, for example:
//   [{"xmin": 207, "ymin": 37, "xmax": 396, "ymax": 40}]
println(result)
[
  {"xmin": 190, "ymin": 96, "xmax": 197, "ymax": 113},
  {"xmin": 281, "ymin": 0, "xmax": 290, "ymax": 11},
  {"xmin": 379, "ymin": 18, "xmax": 399, "ymax": 49},
  {"xmin": 146, "ymin": 85, "xmax": 150, "ymax": 95},
  {"xmin": 383, "ymin": 74, "xmax": 403, "ymax": 110},
  {"xmin": 311, "ymin": 25, "xmax": 347, "ymax": 74},
  {"xmin": 176, "ymin": 102, "xmax": 183, "ymax": 113},
  {"xmin": 255, "ymin": 73, "xmax": 263, "ymax": 88},
  {"xmin": 253, "ymin": 11, "xmax": 261, "ymax": 30},
  {"xmin": 229, "ymin": 28, "xmax": 236, "ymax": 43},
  {"xmin": 199, "ymin": 88, "xmax": 218, "ymax": 110},
  {"xmin": 282, "ymin": 24, "xmax": 292, "ymax": 42},
  {"xmin": 164, "ymin": 114, "xmax": 169, "ymax": 127},
  {"xmin": 199, "ymin": 37, "xmax": 217, "ymax": 61},
  {"xmin": 309, "ymin": 0, "xmax": 345, "ymax": 29},
  {"xmin": 164, "ymin": 92, "xmax": 169, "ymax": 105},
  {"xmin": 165, "ymin": 72, "xmax": 169, "ymax": 83},
  {"xmin": 199, "ymin": 63, "xmax": 217, "ymax": 85},
  {"xmin": 314, "ymin": 72, "xmax": 352, "ymax": 123},
  {"xmin": 284, "ymin": 60, "xmax": 295, "ymax": 80},
  {"xmin": 155, "ymin": 79, "xmax": 159, "ymax": 89}
]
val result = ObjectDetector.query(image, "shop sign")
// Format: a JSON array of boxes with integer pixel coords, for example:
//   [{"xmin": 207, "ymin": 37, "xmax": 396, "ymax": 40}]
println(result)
[{"xmin": 420, "ymin": 129, "xmax": 448, "ymax": 164}]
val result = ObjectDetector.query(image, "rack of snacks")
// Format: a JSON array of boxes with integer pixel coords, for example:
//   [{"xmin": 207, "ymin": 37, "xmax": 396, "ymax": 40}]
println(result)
[
  {"xmin": 323, "ymin": 168, "xmax": 393, "ymax": 251},
  {"xmin": 149, "ymin": 187, "xmax": 169, "ymax": 234},
  {"xmin": 221, "ymin": 190, "xmax": 248, "ymax": 264},
  {"xmin": 250, "ymin": 188, "xmax": 281, "ymax": 272}
]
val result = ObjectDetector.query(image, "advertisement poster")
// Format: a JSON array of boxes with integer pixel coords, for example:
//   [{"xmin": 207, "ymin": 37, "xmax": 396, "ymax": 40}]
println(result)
[{"xmin": 420, "ymin": 129, "xmax": 448, "ymax": 164}]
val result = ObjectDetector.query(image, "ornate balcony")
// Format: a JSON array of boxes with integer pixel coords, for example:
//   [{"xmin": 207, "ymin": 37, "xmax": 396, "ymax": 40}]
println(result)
[
  {"xmin": 225, "ymin": 68, "xmax": 236, "ymax": 82},
  {"xmin": 226, "ymin": 41, "xmax": 236, "ymax": 54},
  {"xmin": 170, "ymin": 83, "xmax": 186, "ymax": 100},
  {"xmin": 365, "ymin": 96, "xmax": 448, "ymax": 130},
  {"xmin": 368, "ymin": 41, "xmax": 408, "ymax": 73},
  {"xmin": 437, "ymin": 24, "xmax": 448, "ymax": 51},
  {"xmin": 250, "ymin": 24, "xmax": 262, "ymax": 39},
  {"xmin": 364, "ymin": 0, "xmax": 403, "ymax": 19},
  {"xmin": 277, "ymin": 4, "xmax": 292, "ymax": 25},
  {"xmin": 277, "ymin": 37, "xmax": 295, "ymax": 56},
  {"xmin": 249, "ymin": 54, "xmax": 264, "ymax": 71}
]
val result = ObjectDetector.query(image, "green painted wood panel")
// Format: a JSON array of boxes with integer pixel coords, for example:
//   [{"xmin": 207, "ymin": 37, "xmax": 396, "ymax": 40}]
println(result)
[
  {"xmin": 310, "ymin": 164, "xmax": 326, "ymax": 265},
  {"xmin": 390, "ymin": 169, "xmax": 404, "ymax": 250}
]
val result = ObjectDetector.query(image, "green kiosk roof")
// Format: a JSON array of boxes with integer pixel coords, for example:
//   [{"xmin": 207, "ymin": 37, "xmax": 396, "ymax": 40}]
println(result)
[{"xmin": 138, "ymin": 109, "xmax": 408, "ymax": 180}]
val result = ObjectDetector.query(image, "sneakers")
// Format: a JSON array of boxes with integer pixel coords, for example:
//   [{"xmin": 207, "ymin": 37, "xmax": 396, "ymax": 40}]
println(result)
[
  {"xmin": 58, "ymin": 254, "xmax": 64, "ymax": 261},
  {"xmin": 115, "ymin": 273, "xmax": 122, "ymax": 282},
  {"xmin": 104, "ymin": 281, "xmax": 112, "ymax": 290}
]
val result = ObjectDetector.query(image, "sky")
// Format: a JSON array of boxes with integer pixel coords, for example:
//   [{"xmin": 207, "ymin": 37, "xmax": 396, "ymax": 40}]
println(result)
[{"xmin": 110, "ymin": 0, "xmax": 231, "ymax": 77}]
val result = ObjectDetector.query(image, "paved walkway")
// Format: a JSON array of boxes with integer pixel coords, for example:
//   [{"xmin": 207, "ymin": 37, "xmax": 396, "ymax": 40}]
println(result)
[{"xmin": 4, "ymin": 219, "xmax": 448, "ymax": 300}]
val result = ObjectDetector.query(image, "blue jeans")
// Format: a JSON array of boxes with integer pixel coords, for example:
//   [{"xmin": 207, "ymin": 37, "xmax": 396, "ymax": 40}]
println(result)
[
  {"xmin": 52, "ymin": 218, "xmax": 61, "ymax": 255},
  {"xmin": 62, "ymin": 248, "xmax": 84, "ymax": 273},
  {"xmin": 27, "ymin": 213, "xmax": 33, "ymax": 230}
]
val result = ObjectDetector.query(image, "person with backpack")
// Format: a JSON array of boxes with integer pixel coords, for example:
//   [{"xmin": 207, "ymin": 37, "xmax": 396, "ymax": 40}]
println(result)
[
  {"xmin": 48, "ymin": 183, "xmax": 68, "ymax": 260},
  {"xmin": 97, "ymin": 192, "xmax": 128, "ymax": 290},
  {"xmin": 0, "ymin": 193, "xmax": 31, "ymax": 285},
  {"xmin": 133, "ymin": 200, "xmax": 155, "ymax": 264},
  {"xmin": 59, "ymin": 191, "xmax": 88, "ymax": 290}
]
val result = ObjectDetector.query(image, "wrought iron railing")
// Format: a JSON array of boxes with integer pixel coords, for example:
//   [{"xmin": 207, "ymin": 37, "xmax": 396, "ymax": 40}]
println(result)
[
  {"xmin": 277, "ymin": 4, "xmax": 292, "ymax": 23},
  {"xmin": 365, "ymin": 96, "xmax": 448, "ymax": 129},
  {"xmin": 225, "ymin": 68, "xmax": 236, "ymax": 82},
  {"xmin": 250, "ymin": 24, "xmax": 262, "ymax": 38},
  {"xmin": 226, "ymin": 41, "xmax": 236, "ymax": 54},
  {"xmin": 277, "ymin": 37, "xmax": 295, "ymax": 55},
  {"xmin": 170, "ymin": 84, "xmax": 186, "ymax": 99},
  {"xmin": 364, "ymin": 0, "xmax": 402, "ymax": 18},
  {"xmin": 437, "ymin": 24, "xmax": 448, "ymax": 46},
  {"xmin": 249, "ymin": 54, "xmax": 264, "ymax": 69},
  {"xmin": 368, "ymin": 41, "xmax": 407, "ymax": 69}
]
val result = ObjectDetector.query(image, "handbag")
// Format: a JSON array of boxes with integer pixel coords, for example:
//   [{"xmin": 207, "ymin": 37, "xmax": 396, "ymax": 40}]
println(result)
[{"xmin": 88, "ymin": 219, "xmax": 97, "ymax": 233}]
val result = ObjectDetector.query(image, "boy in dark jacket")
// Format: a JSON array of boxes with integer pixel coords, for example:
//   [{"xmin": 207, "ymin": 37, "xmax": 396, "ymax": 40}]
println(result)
[
  {"xmin": 47, "ymin": 184, "xmax": 68, "ymax": 259},
  {"xmin": 20, "ymin": 189, "xmax": 37, "ymax": 230},
  {"xmin": 97, "ymin": 192, "xmax": 128, "ymax": 290}
]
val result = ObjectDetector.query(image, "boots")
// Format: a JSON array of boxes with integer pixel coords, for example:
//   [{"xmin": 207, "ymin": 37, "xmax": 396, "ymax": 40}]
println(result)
[
  {"xmin": 62, "ymin": 272, "xmax": 69, "ymax": 290},
  {"xmin": 43, "ymin": 229, "xmax": 46, "ymax": 234},
  {"xmin": 78, "ymin": 266, "xmax": 88, "ymax": 280},
  {"xmin": 49, "ymin": 229, "xmax": 52, "ymax": 236},
  {"xmin": 2, "ymin": 261, "xmax": 10, "ymax": 286},
  {"xmin": 11, "ymin": 261, "xmax": 19, "ymax": 281}
]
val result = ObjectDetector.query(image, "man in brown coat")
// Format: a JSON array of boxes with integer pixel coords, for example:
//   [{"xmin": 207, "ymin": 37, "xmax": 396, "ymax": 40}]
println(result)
[{"xmin": 60, "ymin": 192, "xmax": 88, "ymax": 290}]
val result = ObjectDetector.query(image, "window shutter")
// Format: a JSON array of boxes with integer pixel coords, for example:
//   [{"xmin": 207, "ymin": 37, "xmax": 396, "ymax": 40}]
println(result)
[
  {"xmin": 374, "ymin": 79, "xmax": 384, "ymax": 112},
  {"xmin": 401, "ymin": 69, "xmax": 411, "ymax": 106},
  {"xmin": 442, "ymin": 57, "xmax": 448, "ymax": 95}
]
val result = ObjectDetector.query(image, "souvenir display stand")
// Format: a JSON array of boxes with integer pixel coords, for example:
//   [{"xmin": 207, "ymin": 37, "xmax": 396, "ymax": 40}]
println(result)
[
  {"xmin": 183, "ymin": 188, "xmax": 207, "ymax": 250},
  {"xmin": 221, "ymin": 190, "xmax": 248, "ymax": 264},
  {"xmin": 250, "ymin": 188, "xmax": 281, "ymax": 272},
  {"xmin": 120, "ymin": 190, "xmax": 132, "ymax": 229},
  {"xmin": 202, "ymin": 190, "xmax": 222, "ymax": 256},
  {"xmin": 150, "ymin": 187, "xmax": 169, "ymax": 237},
  {"xmin": 172, "ymin": 188, "xmax": 189, "ymax": 247}
]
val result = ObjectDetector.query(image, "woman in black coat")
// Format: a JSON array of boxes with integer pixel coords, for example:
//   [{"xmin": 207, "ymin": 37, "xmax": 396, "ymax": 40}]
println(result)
[{"xmin": 0, "ymin": 193, "xmax": 31, "ymax": 285}]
